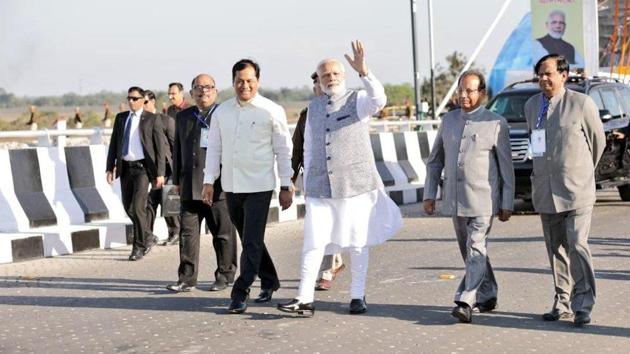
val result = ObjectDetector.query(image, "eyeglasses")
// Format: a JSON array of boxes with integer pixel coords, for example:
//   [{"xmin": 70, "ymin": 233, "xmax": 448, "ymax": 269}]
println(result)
[
  {"xmin": 457, "ymin": 88, "xmax": 479, "ymax": 97},
  {"xmin": 193, "ymin": 85, "xmax": 215, "ymax": 91},
  {"xmin": 127, "ymin": 96, "xmax": 144, "ymax": 101}
]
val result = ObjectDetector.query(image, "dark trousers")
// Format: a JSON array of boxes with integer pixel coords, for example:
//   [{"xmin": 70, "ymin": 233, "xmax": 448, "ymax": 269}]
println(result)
[
  {"xmin": 147, "ymin": 186, "xmax": 181, "ymax": 237},
  {"xmin": 225, "ymin": 191, "xmax": 280, "ymax": 302},
  {"xmin": 178, "ymin": 200, "xmax": 237, "ymax": 286},
  {"xmin": 120, "ymin": 161, "xmax": 151, "ymax": 252}
]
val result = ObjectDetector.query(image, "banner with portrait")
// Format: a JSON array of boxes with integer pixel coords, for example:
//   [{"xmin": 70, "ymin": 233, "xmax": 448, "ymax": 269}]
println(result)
[{"xmin": 530, "ymin": 0, "xmax": 586, "ymax": 70}]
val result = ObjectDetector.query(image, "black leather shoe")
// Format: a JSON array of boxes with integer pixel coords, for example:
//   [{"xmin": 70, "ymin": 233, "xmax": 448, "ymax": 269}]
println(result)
[
  {"xmin": 166, "ymin": 283, "xmax": 195, "ymax": 293},
  {"xmin": 451, "ymin": 304, "xmax": 472, "ymax": 323},
  {"xmin": 349, "ymin": 297, "xmax": 368, "ymax": 314},
  {"xmin": 542, "ymin": 308, "xmax": 573, "ymax": 321},
  {"xmin": 208, "ymin": 281, "xmax": 228, "ymax": 292},
  {"xmin": 277, "ymin": 299, "xmax": 315, "ymax": 317},
  {"xmin": 476, "ymin": 297, "xmax": 497, "ymax": 313},
  {"xmin": 143, "ymin": 235, "xmax": 159, "ymax": 256},
  {"xmin": 573, "ymin": 311, "xmax": 591, "ymax": 327},
  {"xmin": 228, "ymin": 297, "xmax": 248, "ymax": 314},
  {"xmin": 254, "ymin": 289, "xmax": 275, "ymax": 303},
  {"xmin": 128, "ymin": 250, "xmax": 143, "ymax": 261}
]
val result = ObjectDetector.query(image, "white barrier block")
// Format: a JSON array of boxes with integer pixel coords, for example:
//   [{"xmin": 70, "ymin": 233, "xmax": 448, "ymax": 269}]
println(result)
[{"xmin": 0, "ymin": 150, "xmax": 31, "ymax": 232}]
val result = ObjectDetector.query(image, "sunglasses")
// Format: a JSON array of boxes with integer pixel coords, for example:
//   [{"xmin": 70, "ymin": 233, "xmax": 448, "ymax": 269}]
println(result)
[{"xmin": 127, "ymin": 96, "xmax": 144, "ymax": 101}]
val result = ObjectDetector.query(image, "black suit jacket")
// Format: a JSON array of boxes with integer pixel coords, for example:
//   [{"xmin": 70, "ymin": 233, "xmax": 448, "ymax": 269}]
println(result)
[
  {"xmin": 106, "ymin": 110, "xmax": 166, "ymax": 179},
  {"xmin": 157, "ymin": 112, "xmax": 175, "ymax": 177},
  {"xmin": 291, "ymin": 107, "xmax": 307, "ymax": 182},
  {"xmin": 172, "ymin": 105, "xmax": 224, "ymax": 202}
]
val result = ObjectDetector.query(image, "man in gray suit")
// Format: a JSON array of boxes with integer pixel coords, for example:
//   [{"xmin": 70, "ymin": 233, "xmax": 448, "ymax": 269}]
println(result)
[
  {"xmin": 424, "ymin": 70, "xmax": 514, "ymax": 323},
  {"xmin": 524, "ymin": 54, "xmax": 605, "ymax": 327}
]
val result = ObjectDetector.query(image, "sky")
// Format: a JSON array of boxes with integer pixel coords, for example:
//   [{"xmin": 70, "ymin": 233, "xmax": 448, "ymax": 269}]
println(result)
[{"xmin": 0, "ymin": 0, "xmax": 529, "ymax": 97}]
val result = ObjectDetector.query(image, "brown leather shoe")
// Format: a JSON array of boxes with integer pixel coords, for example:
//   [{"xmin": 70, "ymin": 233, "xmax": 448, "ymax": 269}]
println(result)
[
  {"xmin": 315, "ymin": 279, "xmax": 332, "ymax": 291},
  {"xmin": 331, "ymin": 264, "xmax": 346, "ymax": 280}
]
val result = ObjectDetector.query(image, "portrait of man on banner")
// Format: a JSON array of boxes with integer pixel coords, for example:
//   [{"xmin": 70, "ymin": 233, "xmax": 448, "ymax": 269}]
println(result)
[{"xmin": 531, "ymin": 1, "xmax": 586, "ymax": 68}]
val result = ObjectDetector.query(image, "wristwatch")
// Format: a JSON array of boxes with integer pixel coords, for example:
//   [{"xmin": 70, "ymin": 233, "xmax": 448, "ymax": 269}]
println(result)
[{"xmin": 280, "ymin": 186, "xmax": 290, "ymax": 191}]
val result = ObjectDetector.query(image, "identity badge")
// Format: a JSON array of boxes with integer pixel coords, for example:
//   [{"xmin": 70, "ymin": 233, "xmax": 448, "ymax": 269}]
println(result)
[
  {"xmin": 531, "ymin": 129, "xmax": 546, "ymax": 157},
  {"xmin": 200, "ymin": 128, "xmax": 209, "ymax": 149}
]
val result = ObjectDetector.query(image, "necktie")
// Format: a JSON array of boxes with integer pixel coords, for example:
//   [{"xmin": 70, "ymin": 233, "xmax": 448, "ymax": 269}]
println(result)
[
  {"xmin": 122, "ymin": 113, "xmax": 135, "ymax": 156},
  {"xmin": 535, "ymin": 97, "xmax": 549, "ymax": 129}
]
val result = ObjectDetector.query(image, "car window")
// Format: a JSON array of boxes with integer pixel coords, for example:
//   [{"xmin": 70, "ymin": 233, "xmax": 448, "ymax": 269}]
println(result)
[
  {"xmin": 616, "ymin": 86, "xmax": 630, "ymax": 116},
  {"xmin": 600, "ymin": 88, "xmax": 623, "ymax": 117},
  {"xmin": 487, "ymin": 93, "xmax": 535, "ymax": 123},
  {"xmin": 588, "ymin": 89, "xmax": 605, "ymax": 110}
]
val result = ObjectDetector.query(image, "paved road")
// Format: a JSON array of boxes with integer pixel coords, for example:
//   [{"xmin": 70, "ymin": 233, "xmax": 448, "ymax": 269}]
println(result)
[{"xmin": 1, "ymin": 191, "xmax": 629, "ymax": 353}]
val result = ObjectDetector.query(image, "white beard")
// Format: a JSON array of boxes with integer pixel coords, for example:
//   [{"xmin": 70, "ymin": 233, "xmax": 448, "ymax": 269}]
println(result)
[
  {"xmin": 322, "ymin": 82, "xmax": 346, "ymax": 97},
  {"xmin": 548, "ymin": 31, "xmax": 563, "ymax": 39}
]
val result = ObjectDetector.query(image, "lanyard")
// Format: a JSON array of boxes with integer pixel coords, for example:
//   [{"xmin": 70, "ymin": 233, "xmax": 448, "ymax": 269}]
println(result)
[
  {"xmin": 535, "ymin": 96, "xmax": 549, "ymax": 129},
  {"xmin": 193, "ymin": 104, "xmax": 217, "ymax": 128}
]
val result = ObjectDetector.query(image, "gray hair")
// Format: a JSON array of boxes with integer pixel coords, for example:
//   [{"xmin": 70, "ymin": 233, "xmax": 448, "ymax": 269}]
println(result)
[
  {"xmin": 316, "ymin": 59, "xmax": 345, "ymax": 76},
  {"xmin": 547, "ymin": 9, "xmax": 566, "ymax": 22}
]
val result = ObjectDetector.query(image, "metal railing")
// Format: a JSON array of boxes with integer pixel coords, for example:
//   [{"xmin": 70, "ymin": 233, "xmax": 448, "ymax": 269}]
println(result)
[{"xmin": 0, "ymin": 118, "xmax": 440, "ymax": 148}]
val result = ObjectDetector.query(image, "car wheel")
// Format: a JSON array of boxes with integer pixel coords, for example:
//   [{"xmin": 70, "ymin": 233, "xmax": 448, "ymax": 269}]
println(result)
[{"xmin": 618, "ymin": 184, "xmax": 630, "ymax": 201}]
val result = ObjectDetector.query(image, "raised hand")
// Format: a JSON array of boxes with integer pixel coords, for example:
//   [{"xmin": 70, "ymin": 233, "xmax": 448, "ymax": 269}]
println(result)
[{"xmin": 344, "ymin": 40, "xmax": 369, "ymax": 76}]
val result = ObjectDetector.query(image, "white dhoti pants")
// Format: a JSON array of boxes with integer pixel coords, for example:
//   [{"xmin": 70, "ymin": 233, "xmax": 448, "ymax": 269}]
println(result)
[
  {"xmin": 295, "ymin": 189, "xmax": 401, "ymax": 303},
  {"xmin": 297, "ymin": 246, "xmax": 369, "ymax": 303}
]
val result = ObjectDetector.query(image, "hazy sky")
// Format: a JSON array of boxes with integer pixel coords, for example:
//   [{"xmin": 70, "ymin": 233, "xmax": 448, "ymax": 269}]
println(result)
[{"xmin": 0, "ymin": 0, "xmax": 529, "ymax": 96}]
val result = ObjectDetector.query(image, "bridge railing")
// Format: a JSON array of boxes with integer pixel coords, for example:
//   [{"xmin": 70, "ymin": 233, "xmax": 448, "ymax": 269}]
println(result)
[{"xmin": 0, "ymin": 118, "xmax": 441, "ymax": 148}]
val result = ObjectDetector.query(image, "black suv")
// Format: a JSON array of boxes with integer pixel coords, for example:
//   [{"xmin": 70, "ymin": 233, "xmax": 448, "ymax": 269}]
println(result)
[{"xmin": 487, "ymin": 76, "xmax": 630, "ymax": 201}]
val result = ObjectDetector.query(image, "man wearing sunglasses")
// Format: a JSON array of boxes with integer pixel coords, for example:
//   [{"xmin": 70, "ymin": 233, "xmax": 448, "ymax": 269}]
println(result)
[{"xmin": 106, "ymin": 86, "xmax": 166, "ymax": 261}]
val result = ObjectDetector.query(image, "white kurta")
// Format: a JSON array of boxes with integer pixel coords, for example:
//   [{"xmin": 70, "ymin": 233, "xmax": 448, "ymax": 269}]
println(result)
[{"xmin": 303, "ymin": 72, "xmax": 402, "ymax": 254}]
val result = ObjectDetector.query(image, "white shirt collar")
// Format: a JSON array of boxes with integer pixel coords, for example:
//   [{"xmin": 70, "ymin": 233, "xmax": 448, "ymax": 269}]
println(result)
[{"xmin": 130, "ymin": 108, "xmax": 144, "ymax": 116}]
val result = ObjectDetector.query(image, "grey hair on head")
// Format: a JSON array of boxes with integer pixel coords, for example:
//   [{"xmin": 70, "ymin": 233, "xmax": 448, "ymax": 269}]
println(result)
[
  {"xmin": 547, "ymin": 9, "xmax": 565, "ymax": 21},
  {"xmin": 316, "ymin": 59, "xmax": 345, "ymax": 76}
]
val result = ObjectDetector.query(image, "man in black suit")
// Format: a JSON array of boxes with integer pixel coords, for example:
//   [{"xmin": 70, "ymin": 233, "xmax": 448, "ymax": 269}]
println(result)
[
  {"xmin": 166, "ymin": 82, "xmax": 189, "ymax": 119},
  {"xmin": 106, "ymin": 86, "xmax": 166, "ymax": 261},
  {"xmin": 167, "ymin": 73, "xmax": 237, "ymax": 292},
  {"xmin": 143, "ymin": 90, "xmax": 181, "ymax": 245}
]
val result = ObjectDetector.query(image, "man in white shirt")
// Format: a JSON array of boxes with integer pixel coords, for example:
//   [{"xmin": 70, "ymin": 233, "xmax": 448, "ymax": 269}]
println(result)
[
  {"xmin": 202, "ymin": 59, "xmax": 293, "ymax": 314},
  {"xmin": 277, "ymin": 40, "xmax": 402, "ymax": 317}
]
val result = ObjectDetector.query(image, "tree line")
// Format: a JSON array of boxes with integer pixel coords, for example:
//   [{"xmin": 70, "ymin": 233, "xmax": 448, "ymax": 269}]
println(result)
[{"xmin": 0, "ymin": 52, "xmax": 478, "ymax": 130}]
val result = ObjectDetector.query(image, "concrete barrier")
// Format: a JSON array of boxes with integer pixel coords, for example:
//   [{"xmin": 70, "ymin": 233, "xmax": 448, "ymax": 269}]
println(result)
[
  {"xmin": 0, "ymin": 131, "xmax": 437, "ymax": 263},
  {"xmin": 377, "ymin": 131, "xmax": 438, "ymax": 205},
  {"xmin": 0, "ymin": 147, "xmax": 106, "ymax": 262}
]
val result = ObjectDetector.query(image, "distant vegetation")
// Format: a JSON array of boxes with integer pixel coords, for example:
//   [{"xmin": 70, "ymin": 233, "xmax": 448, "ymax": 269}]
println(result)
[{"xmin": 0, "ymin": 51, "xmax": 479, "ymax": 130}]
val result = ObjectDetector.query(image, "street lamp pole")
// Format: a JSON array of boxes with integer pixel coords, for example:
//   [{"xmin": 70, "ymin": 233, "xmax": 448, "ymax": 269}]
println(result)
[
  {"xmin": 427, "ymin": 0, "xmax": 437, "ymax": 119},
  {"xmin": 410, "ymin": 0, "xmax": 421, "ymax": 120}
]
